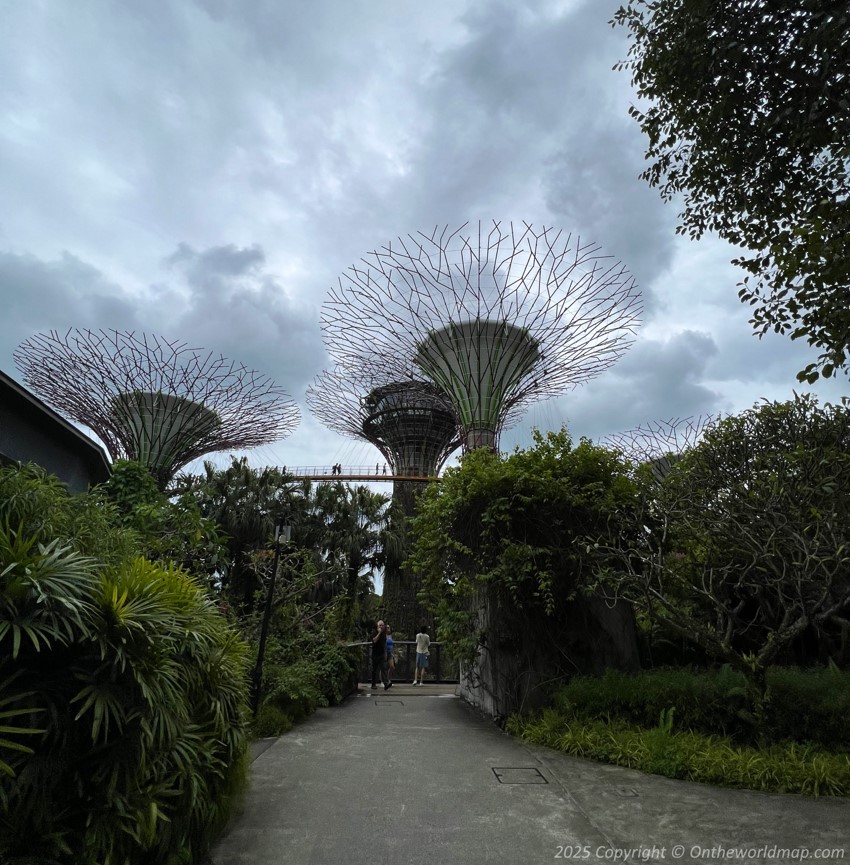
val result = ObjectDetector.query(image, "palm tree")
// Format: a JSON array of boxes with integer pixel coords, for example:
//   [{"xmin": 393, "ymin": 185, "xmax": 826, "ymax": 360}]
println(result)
[
  {"xmin": 185, "ymin": 458, "xmax": 296, "ymax": 609},
  {"xmin": 307, "ymin": 483, "xmax": 397, "ymax": 636}
]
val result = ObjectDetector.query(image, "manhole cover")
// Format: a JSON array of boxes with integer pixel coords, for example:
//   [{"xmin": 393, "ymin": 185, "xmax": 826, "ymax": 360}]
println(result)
[
  {"xmin": 614, "ymin": 787, "xmax": 639, "ymax": 797},
  {"xmin": 492, "ymin": 767, "xmax": 548, "ymax": 784}
]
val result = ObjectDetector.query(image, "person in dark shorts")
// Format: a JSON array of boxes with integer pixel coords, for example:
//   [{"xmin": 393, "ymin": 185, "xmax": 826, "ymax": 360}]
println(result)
[{"xmin": 371, "ymin": 620, "xmax": 390, "ymax": 689}]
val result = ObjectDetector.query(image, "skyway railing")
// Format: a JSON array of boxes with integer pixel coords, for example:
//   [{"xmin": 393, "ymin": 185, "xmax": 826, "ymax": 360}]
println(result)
[{"xmin": 284, "ymin": 466, "xmax": 440, "ymax": 482}]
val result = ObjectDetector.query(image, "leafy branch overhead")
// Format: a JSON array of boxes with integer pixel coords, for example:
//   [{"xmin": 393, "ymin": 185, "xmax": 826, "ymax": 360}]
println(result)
[{"xmin": 613, "ymin": 0, "xmax": 850, "ymax": 381}]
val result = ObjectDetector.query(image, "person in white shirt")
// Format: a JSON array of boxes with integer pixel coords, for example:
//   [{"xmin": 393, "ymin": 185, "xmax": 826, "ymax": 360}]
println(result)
[{"xmin": 413, "ymin": 626, "xmax": 430, "ymax": 685}]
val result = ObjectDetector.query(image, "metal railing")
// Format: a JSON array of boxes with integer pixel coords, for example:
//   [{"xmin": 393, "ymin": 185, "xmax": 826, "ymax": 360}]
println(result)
[
  {"xmin": 283, "ymin": 465, "xmax": 439, "ymax": 481},
  {"xmin": 352, "ymin": 640, "xmax": 458, "ymax": 683}
]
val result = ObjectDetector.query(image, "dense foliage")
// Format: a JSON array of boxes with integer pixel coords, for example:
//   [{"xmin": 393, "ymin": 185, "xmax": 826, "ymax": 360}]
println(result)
[
  {"xmin": 0, "ymin": 464, "xmax": 250, "ymax": 865},
  {"xmin": 595, "ymin": 395, "xmax": 850, "ymax": 714},
  {"xmin": 179, "ymin": 458, "xmax": 392, "ymax": 729},
  {"xmin": 409, "ymin": 429, "xmax": 640, "ymax": 710},
  {"xmin": 182, "ymin": 457, "xmax": 393, "ymax": 629},
  {"xmin": 549, "ymin": 667, "xmax": 850, "ymax": 749},
  {"xmin": 613, "ymin": 0, "xmax": 850, "ymax": 382},
  {"xmin": 508, "ymin": 708, "xmax": 850, "ymax": 796},
  {"xmin": 508, "ymin": 666, "xmax": 850, "ymax": 796},
  {"xmin": 102, "ymin": 459, "xmax": 227, "ymax": 583}
]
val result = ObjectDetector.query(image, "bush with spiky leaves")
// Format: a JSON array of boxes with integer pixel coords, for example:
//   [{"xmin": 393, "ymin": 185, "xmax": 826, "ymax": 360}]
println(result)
[{"xmin": 0, "ymin": 464, "xmax": 250, "ymax": 865}]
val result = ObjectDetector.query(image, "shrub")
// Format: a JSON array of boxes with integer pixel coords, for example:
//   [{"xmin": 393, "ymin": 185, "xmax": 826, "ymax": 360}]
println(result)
[
  {"xmin": 258, "ymin": 640, "xmax": 360, "ymax": 725},
  {"xmin": 252, "ymin": 704, "xmax": 294, "ymax": 738},
  {"xmin": 0, "ymin": 465, "xmax": 251, "ymax": 865},
  {"xmin": 507, "ymin": 711, "xmax": 850, "ymax": 796},
  {"xmin": 552, "ymin": 667, "xmax": 850, "ymax": 747}
]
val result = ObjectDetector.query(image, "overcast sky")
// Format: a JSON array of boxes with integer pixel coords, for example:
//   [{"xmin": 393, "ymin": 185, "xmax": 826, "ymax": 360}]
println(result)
[{"xmin": 1, "ymin": 0, "xmax": 845, "ymax": 478}]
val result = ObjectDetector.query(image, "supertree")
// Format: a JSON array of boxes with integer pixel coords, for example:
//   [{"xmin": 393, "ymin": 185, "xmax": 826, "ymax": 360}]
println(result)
[
  {"xmin": 14, "ymin": 328, "xmax": 300, "ymax": 489},
  {"xmin": 306, "ymin": 366, "xmax": 461, "ymax": 481},
  {"xmin": 603, "ymin": 415, "xmax": 717, "ymax": 482},
  {"xmin": 306, "ymin": 366, "xmax": 462, "ymax": 635},
  {"xmin": 321, "ymin": 221, "xmax": 643, "ymax": 452}
]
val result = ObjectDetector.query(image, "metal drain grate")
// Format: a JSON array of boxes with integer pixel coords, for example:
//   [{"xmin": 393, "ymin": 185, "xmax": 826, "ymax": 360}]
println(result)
[{"xmin": 492, "ymin": 767, "xmax": 548, "ymax": 784}]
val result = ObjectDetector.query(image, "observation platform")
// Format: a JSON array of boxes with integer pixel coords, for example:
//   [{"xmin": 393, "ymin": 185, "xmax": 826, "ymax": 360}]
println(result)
[{"xmin": 283, "ymin": 465, "xmax": 440, "ymax": 483}]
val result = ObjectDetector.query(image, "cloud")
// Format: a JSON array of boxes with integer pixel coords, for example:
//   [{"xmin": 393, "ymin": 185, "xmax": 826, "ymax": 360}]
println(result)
[
  {"xmin": 0, "ymin": 251, "xmax": 140, "ymax": 372},
  {"xmin": 0, "ymin": 0, "xmax": 846, "ymax": 478}
]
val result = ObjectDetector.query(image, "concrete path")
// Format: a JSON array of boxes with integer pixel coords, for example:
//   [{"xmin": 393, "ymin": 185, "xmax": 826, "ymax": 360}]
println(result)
[{"xmin": 210, "ymin": 686, "xmax": 850, "ymax": 865}]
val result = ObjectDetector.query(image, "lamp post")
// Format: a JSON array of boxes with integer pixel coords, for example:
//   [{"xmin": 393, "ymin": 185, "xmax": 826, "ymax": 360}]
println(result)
[{"xmin": 251, "ymin": 523, "xmax": 291, "ymax": 717}]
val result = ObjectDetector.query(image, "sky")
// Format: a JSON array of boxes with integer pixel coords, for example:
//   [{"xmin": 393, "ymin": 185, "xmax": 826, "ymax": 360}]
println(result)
[{"xmin": 1, "ymin": 0, "xmax": 846, "ymax": 479}]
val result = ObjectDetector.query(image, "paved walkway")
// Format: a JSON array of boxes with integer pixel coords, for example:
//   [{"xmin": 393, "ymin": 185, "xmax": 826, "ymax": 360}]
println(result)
[{"xmin": 210, "ymin": 686, "xmax": 850, "ymax": 865}]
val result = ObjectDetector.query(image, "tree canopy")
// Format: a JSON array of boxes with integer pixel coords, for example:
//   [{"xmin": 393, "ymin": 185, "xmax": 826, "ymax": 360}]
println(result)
[
  {"xmin": 596, "ymin": 395, "xmax": 850, "ymax": 708},
  {"xmin": 409, "ymin": 429, "xmax": 640, "ymax": 711},
  {"xmin": 613, "ymin": 0, "xmax": 850, "ymax": 381}
]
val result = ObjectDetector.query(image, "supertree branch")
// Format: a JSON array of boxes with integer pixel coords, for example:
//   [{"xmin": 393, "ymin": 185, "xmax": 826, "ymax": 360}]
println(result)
[
  {"xmin": 603, "ymin": 415, "xmax": 717, "ymax": 481},
  {"xmin": 14, "ymin": 328, "xmax": 300, "ymax": 487},
  {"xmin": 305, "ymin": 366, "xmax": 461, "ymax": 477},
  {"xmin": 320, "ymin": 221, "xmax": 642, "ymax": 449}
]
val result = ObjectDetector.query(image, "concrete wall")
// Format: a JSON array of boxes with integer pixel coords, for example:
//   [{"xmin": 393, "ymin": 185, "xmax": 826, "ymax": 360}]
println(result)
[{"xmin": 458, "ymin": 586, "xmax": 640, "ymax": 721}]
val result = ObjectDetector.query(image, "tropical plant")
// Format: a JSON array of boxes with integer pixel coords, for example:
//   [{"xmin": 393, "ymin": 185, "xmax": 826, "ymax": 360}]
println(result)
[
  {"xmin": 612, "ymin": 0, "xmax": 850, "ymax": 382},
  {"xmin": 309, "ymin": 482, "xmax": 393, "ymax": 636},
  {"xmin": 182, "ymin": 457, "xmax": 304, "ymax": 608},
  {"xmin": 0, "ymin": 463, "xmax": 251, "ymax": 865},
  {"xmin": 408, "ymin": 429, "xmax": 641, "ymax": 714},
  {"xmin": 594, "ymin": 395, "xmax": 850, "ymax": 717},
  {"xmin": 101, "ymin": 459, "xmax": 227, "ymax": 585},
  {"xmin": 508, "ymin": 708, "xmax": 850, "ymax": 796}
]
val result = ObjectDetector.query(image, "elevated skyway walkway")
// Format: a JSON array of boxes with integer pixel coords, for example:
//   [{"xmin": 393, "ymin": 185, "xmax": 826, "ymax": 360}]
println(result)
[{"xmin": 284, "ymin": 465, "xmax": 440, "ymax": 483}]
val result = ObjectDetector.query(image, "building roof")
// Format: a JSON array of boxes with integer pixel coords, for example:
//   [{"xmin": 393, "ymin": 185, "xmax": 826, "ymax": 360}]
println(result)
[{"xmin": 0, "ymin": 368, "xmax": 111, "ymax": 488}]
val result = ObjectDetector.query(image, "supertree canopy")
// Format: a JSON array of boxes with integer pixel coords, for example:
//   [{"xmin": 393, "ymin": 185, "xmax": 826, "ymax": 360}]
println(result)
[
  {"xmin": 14, "ymin": 328, "xmax": 300, "ymax": 489},
  {"xmin": 604, "ymin": 415, "xmax": 717, "ymax": 482},
  {"xmin": 321, "ymin": 221, "xmax": 642, "ymax": 451},
  {"xmin": 306, "ymin": 367, "xmax": 461, "ymax": 478}
]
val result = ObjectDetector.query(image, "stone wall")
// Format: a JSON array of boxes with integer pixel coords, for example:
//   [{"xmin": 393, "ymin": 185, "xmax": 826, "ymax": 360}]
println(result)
[{"xmin": 458, "ymin": 586, "xmax": 640, "ymax": 720}]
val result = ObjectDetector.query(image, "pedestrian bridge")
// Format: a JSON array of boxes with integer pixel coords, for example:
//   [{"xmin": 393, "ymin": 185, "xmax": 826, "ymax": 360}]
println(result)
[{"xmin": 283, "ymin": 465, "xmax": 441, "ymax": 483}]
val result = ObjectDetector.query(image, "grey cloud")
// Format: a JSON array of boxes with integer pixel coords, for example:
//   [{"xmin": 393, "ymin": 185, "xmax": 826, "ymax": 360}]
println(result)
[
  {"xmin": 0, "ymin": 251, "xmax": 140, "ymax": 372},
  {"xmin": 387, "ymin": 0, "xmax": 676, "ymax": 299},
  {"xmin": 157, "ymin": 242, "xmax": 327, "ymax": 401},
  {"xmin": 165, "ymin": 242, "xmax": 266, "ymax": 291},
  {"xmin": 549, "ymin": 329, "xmax": 724, "ymax": 441},
  {"xmin": 0, "ymin": 244, "xmax": 327, "ymax": 429},
  {"xmin": 543, "ymin": 137, "xmax": 679, "ymax": 311},
  {"xmin": 2, "ymin": 0, "xmax": 840, "ymax": 474}
]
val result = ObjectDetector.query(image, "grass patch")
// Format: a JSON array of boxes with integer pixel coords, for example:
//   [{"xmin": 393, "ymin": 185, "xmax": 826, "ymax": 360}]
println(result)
[
  {"xmin": 507, "ymin": 710, "xmax": 850, "ymax": 795},
  {"xmin": 550, "ymin": 666, "xmax": 850, "ymax": 748},
  {"xmin": 507, "ymin": 666, "xmax": 850, "ymax": 797}
]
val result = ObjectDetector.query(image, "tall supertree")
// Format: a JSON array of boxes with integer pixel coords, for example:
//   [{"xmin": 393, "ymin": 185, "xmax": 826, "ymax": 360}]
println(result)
[
  {"xmin": 14, "ymin": 328, "xmax": 300, "ymax": 489},
  {"xmin": 603, "ymin": 415, "xmax": 717, "ymax": 482},
  {"xmin": 321, "ymin": 221, "xmax": 643, "ymax": 452},
  {"xmin": 306, "ymin": 367, "xmax": 461, "ymax": 481},
  {"xmin": 306, "ymin": 366, "xmax": 462, "ymax": 635}
]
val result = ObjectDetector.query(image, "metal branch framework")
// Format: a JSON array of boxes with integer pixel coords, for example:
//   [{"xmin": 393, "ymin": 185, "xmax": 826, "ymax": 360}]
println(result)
[
  {"xmin": 14, "ymin": 328, "xmax": 300, "ymax": 488},
  {"xmin": 306, "ymin": 367, "xmax": 461, "ymax": 477},
  {"xmin": 321, "ymin": 221, "xmax": 642, "ymax": 450},
  {"xmin": 604, "ymin": 415, "xmax": 717, "ymax": 481}
]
